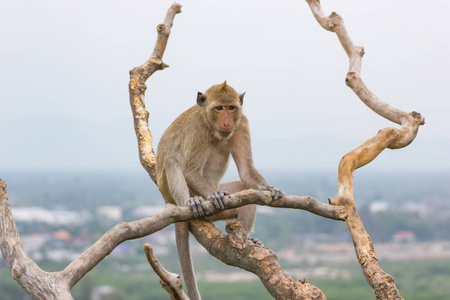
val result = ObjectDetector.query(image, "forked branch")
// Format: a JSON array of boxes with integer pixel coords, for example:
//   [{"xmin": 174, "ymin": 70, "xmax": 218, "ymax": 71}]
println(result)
[
  {"xmin": 306, "ymin": 1, "xmax": 425, "ymax": 299},
  {"xmin": 145, "ymin": 243, "xmax": 189, "ymax": 300},
  {"xmin": 190, "ymin": 220, "xmax": 326, "ymax": 299}
]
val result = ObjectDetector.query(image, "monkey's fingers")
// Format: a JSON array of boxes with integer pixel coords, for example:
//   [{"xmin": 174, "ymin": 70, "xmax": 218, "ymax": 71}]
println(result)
[
  {"xmin": 208, "ymin": 191, "xmax": 226, "ymax": 210},
  {"xmin": 186, "ymin": 196, "xmax": 206, "ymax": 217},
  {"xmin": 217, "ymin": 191, "xmax": 228, "ymax": 209},
  {"xmin": 269, "ymin": 187, "xmax": 285, "ymax": 200}
]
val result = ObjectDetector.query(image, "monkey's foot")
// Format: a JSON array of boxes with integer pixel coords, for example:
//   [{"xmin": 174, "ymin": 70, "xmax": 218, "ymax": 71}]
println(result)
[
  {"xmin": 185, "ymin": 196, "xmax": 206, "ymax": 217},
  {"xmin": 268, "ymin": 187, "xmax": 284, "ymax": 200},
  {"xmin": 248, "ymin": 237, "xmax": 264, "ymax": 246},
  {"xmin": 207, "ymin": 191, "xmax": 229, "ymax": 210}
]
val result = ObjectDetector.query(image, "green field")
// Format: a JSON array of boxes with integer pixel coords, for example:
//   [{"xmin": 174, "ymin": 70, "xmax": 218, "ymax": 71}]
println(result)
[{"xmin": 1, "ymin": 258, "xmax": 450, "ymax": 299}]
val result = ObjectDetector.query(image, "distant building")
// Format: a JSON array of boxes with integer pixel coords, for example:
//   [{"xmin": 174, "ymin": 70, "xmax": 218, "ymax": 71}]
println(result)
[
  {"xmin": 91, "ymin": 286, "xmax": 115, "ymax": 300},
  {"xmin": 97, "ymin": 206, "xmax": 122, "ymax": 222},
  {"xmin": 369, "ymin": 201, "xmax": 390, "ymax": 214},
  {"xmin": 393, "ymin": 231, "xmax": 416, "ymax": 243},
  {"xmin": 53, "ymin": 229, "xmax": 72, "ymax": 241},
  {"xmin": 11, "ymin": 207, "xmax": 86, "ymax": 225}
]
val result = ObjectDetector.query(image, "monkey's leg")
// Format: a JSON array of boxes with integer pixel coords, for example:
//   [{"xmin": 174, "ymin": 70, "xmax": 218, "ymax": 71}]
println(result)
[
  {"xmin": 175, "ymin": 222, "xmax": 202, "ymax": 300},
  {"xmin": 217, "ymin": 181, "xmax": 257, "ymax": 234}
]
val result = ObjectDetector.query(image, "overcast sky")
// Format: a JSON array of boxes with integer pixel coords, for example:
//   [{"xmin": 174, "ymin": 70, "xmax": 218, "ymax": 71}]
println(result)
[{"xmin": 1, "ymin": 0, "xmax": 449, "ymax": 175}]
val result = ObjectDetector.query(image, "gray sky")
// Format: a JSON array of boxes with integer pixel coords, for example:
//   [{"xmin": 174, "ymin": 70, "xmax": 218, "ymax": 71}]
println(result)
[{"xmin": 1, "ymin": 0, "xmax": 449, "ymax": 174}]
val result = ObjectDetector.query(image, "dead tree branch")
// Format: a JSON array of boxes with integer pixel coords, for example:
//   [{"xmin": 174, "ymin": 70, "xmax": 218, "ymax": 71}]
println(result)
[
  {"xmin": 0, "ymin": 175, "xmax": 342, "ymax": 299},
  {"xmin": 144, "ymin": 243, "xmax": 189, "ymax": 300},
  {"xmin": 129, "ymin": 3, "xmax": 182, "ymax": 183},
  {"xmin": 126, "ymin": 2, "xmax": 347, "ymax": 299},
  {"xmin": 305, "ymin": 1, "xmax": 425, "ymax": 299},
  {"xmin": 0, "ymin": 2, "xmax": 426, "ymax": 300},
  {"xmin": 0, "ymin": 180, "xmax": 73, "ymax": 300},
  {"xmin": 190, "ymin": 219, "xmax": 326, "ymax": 299}
]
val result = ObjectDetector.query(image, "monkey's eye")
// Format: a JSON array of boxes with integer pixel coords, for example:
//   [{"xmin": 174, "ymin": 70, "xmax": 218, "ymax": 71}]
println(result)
[
  {"xmin": 215, "ymin": 106, "xmax": 223, "ymax": 111},
  {"xmin": 228, "ymin": 106, "xmax": 236, "ymax": 111}
]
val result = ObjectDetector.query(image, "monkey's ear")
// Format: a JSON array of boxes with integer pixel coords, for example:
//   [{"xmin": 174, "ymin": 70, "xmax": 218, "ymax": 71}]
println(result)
[
  {"xmin": 197, "ymin": 92, "xmax": 207, "ymax": 107},
  {"xmin": 239, "ymin": 92, "xmax": 245, "ymax": 106}
]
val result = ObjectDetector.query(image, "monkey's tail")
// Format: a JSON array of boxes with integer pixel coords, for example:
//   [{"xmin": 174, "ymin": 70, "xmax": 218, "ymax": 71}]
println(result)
[{"xmin": 175, "ymin": 222, "xmax": 202, "ymax": 300}]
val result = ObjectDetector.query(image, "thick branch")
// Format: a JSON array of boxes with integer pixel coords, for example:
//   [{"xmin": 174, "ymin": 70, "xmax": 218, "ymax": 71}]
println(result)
[
  {"xmin": 0, "ymin": 175, "xmax": 341, "ymax": 298},
  {"xmin": 190, "ymin": 220, "xmax": 326, "ymax": 300},
  {"xmin": 61, "ymin": 189, "xmax": 342, "ymax": 288},
  {"xmin": 0, "ymin": 179, "xmax": 73, "ymax": 300}
]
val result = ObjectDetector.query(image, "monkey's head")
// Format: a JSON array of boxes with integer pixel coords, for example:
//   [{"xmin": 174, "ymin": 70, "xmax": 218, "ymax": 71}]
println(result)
[{"xmin": 197, "ymin": 81, "xmax": 245, "ymax": 140}]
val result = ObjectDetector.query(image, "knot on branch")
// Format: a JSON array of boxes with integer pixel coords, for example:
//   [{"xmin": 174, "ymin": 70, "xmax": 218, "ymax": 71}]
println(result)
[
  {"xmin": 0, "ymin": 179, "xmax": 6, "ymax": 194},
  {"xmin": 328, "ymin": 12, "xmax": 342, "ymax": 30},
  {"xmin": 156, "ymin": 24, "xmax": 169, "ymax": 35},
  {"xmin": 356, "ymin": 46, "xmax": 365, "ymax": 57},
  {"xmin": 225, "ymin": 221, "xmax": 249, "ymax": 258},
  {"xmin": 329, "ymin": 195, "xmax": 354, "ymax": 208},
  {"xmin": 410, "ymin": 111, "xmax": 425, "ymax": 125},
  {"xmin": 12, "ymin": 260, "xmax": 24, "ymax": 280},
  {"xmin": 345, "ymin": 72, "xmax": 359, "ymax": 87}
]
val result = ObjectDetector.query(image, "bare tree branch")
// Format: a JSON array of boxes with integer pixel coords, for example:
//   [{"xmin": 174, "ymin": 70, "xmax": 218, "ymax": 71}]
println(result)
[
  {"xmin": 144, "ymin": 243, "xmax": 189, "ymax": 300},
  {"xmin": 305, "ymin": 0, "xmax": 424, "ymax": 127},
  {"xmin": 0, "ymin": 179, "xmax": 74, "ymax": 300},
  {"xmin": 129, "ymin": 2, "xmax": 182, "ymax": 183},
  {"xmin": 0, "ymin": 2, "xmax": 426, "ymax": 300},
  {"xmin": 0, "ymin": 173, "xmax": 342, "ymax": 299},
  {"xmin": 126, "ymin": 2, "xmax": 347, "ymax": 298},
  {"xmin": 305, "ymin": 1, "xmax": 425, "ymax": 299},
  {"xmin": 190, "ymin": 220, "xmax": 326, "ymax": 300}
]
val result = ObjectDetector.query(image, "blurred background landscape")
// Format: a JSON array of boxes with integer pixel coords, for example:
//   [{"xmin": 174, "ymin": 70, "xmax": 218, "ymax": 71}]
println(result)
[
  {"xmin": 1, "ymin": 169, "xmax": 450, "ymax": 299},
  {"xmin": 1, "ymin": 0, "xmax": 450, "ymax": 299}
]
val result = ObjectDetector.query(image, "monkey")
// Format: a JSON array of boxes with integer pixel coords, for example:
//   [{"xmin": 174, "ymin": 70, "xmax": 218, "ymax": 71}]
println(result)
[{"xmin": 155, "ymin": 81, "xmax": 284, "ymax": 300}]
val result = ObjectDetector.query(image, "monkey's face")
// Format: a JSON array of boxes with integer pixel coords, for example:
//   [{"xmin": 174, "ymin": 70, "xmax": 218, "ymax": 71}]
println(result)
[
  {"xmin": 197, "ymin": 81, "xmax": 244, "ymax": 140},
  {"xmin": 210, "ymin": 104, "xmax": 241, "ymax": 139}
]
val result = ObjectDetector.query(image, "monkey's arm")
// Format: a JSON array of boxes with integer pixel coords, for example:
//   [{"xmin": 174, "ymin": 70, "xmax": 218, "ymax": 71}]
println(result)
[
  {"xmin": 165, "ymin": 159, "xmax": 206, "ymax": 217},
  {"xmin": 230, "ymin": 127, "xmax": 284, "ymax": 200}
]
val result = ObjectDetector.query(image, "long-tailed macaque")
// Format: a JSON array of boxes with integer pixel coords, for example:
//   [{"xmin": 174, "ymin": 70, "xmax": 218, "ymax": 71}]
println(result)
[{"xmin": 156, "ymin": 81, "xmax": 284, "ymax": 300}]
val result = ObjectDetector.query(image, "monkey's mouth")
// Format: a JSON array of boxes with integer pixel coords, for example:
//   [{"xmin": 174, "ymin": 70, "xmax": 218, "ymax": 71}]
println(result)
[{"xmin": 218, "ymin": 130, "xmax": 232, "ymax": 137}]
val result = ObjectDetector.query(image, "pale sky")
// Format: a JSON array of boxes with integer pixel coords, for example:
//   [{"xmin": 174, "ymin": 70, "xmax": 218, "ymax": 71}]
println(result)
[{"xmin": 1, "ymin": 0, "xmax": 449, "ymax": 174}]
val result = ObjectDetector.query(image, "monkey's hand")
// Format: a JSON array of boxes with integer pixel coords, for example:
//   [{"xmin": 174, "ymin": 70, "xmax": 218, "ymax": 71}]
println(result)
[
  {"xmin": 268, "ymin": 186, "xmax": 284, "ymax": 200},
  {"xmin": 207, "ymin": 191, "xmax": 229, "ymax": 210},
  {"xmin": 185, "ymin": 196, "xmax": 206, "ymax": 217}
]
